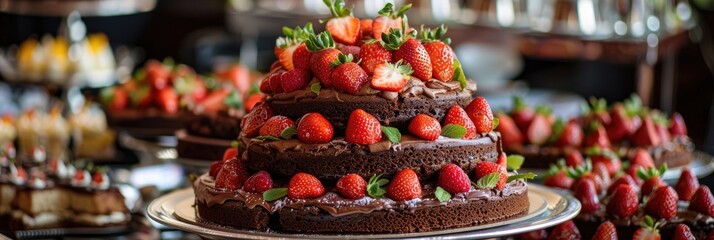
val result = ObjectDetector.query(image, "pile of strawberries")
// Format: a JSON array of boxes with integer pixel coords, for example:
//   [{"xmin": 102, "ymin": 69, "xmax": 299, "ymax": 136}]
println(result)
[
  {"xmin": 260, "ymin": 0, "xmax": 462, "ymax": 96},
  {"xmin": 521, "ymin": 218, "xmax": 700, "ymax": 240},
  {"xmin": 100, "ymin": 60, "xmax": 264, "ymax": 115},
  {"xmin": 239, "ymin": 96, "xmax": 495, "ymax": 144},
  {"xmin": 497, "ymin": 95, "xmax": 688, "ymax": 150},
  {"xmin": 208, "ymin": 145, "xmax": 529, "ymax": 202}
]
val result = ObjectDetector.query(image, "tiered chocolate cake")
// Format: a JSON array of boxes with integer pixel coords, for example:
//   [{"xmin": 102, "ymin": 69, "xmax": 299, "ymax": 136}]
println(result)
[{"xmin": 192, "ymin": 0, "xmax": 533, "ymax": 234}]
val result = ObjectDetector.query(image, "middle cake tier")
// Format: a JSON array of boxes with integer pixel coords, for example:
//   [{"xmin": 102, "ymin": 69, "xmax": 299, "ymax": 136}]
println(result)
[{"xmin": 242, "ymin": 133, "xmax": 502, "ymax": 181}]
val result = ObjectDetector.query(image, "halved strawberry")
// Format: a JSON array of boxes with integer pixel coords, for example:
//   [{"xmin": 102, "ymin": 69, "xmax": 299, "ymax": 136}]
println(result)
[
  {"xmin": 372, "ymin": 3, "xmax": 411, "ymax": 41},
  {"xmin": 408, "ymin": 114, "xmax": 441, "ymax": 141},
  {"xmin": 443, "ymin": 105, "xmax": 477, "ymax": 139},
  {"xmin": 632, "ymin": 216, "xmax": 661, "ymax": 240},
  {"xmin": 370, "ymin": 60, "xmax": 413, "ymax": 91},
  {"xmin": 360, "ymin": 19, "xmax": 373, "ymax": 39},
  {"xmin": 324, "ymin": 0, "xmax": 360, "ymax": 45},
  {"xmin": 240, "ymin": 102, "xmax": 274, "ymax": 138},
  {"xmin": 345, "ymin": 109, "xmax": 382, "ymax": 145},
  {"xmin": 259, "ymin": 115, "xmax": 296, "ymax": 138},
  {"xmin": 296, "ymin": 112, "xmax": 334, "ymax": 143}
]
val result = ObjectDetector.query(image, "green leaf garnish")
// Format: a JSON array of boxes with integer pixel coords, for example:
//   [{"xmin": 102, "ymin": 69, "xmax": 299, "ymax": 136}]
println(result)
[
  {"xmin": 311, "ymin": 82, "xmax": 321, "ymax": 95},
  {"xmin": 506, "ymin": 154, "xmax": 525, "ymax": 171},
  {"xmin": 434, "ymin": 186, "xmax": 451, "ymax": 202},
  {"xmin": 452, "ymin": 58, "xmax": 467, "ymax": 90},
  {"xmin": 263, "ymin": 188, "xmax": 288, "ymax": 201},
  {"xmin": 255, "ymin": 136, "xmax": 281, "ymax": 141},
  {"xmin": 367, "ymin": 174, "xmax": 389, "ymax": 198},
  {"xmin": 492, "ymin": 117, "xmax": 500, "ymax": 130},
  {"xmin": 224, "ymin": 91, "xmax": 243, "ymax": 109},
  {"xmin": 507, "ymin": 173, "xmax": 537, "ymax": 182},
  {"xmin": 281, "ymin": 126, "xmax": 297, "ymax": 139},
  {"xmin": 381, "ymin": 126, "xmax": 401, "ymax": 144},
  {"xmin": 441, "ymin": 124, "xmax": 467, "ymax": 139},
  {"xmin": 248, "ymin": 83, "xmax": 261, "ymax": 95},
  {"xmin": 474, "ymin": 172, "xmax": 500, "ymax": 189}
]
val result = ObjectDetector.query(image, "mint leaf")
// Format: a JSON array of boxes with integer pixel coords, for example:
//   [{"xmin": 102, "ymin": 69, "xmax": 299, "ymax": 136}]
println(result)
[
  {"xmin": 311, "ymin": 83, "xmax": 321, "ymax": 95},
  {"xmin": 281, "ymin": 126, "xmax": 297, "ymax": 139},
  {"xmin": 492, "ymin": 117, "xmax": 500, "ymax": 130},
  {"xmin": 255, "ymin": 136, "xmax": 281, "ymax": 141},
  {"xmin": 435, "ymin": 186, "xmax": 451, "ymax": 202},
  {"xmin": 248, "ymin": 83, "xmax": 261, "ymax": 95},
  {"xmin": 441, "ymin": 124, "xmax": 467, "ymax": 139},
  {"xmin": 367, "ymin": 174, "xmax": 389, "ymax": 198},
  {"xmin": 474, "ymin": 173, "xmax": 500, "ymax": 189},
  {"xmin": 381, "ymin": 126, "xmax": 401, "ymax": 144},
  {"xmin": 452, "ymin": 58, "xmax": 467, "ymax": 89},
  {"xmin": 507, "ymin": 173, "xmax": 537, "ymax": 182},
  {"xmin": 506, "ymin": 154, "xmax": 525, "ymax": 171},
  {"xmin": 263, "ymin": 188, "xmax": 288, "ymax": 201},
  {"xmin": 224, "ymin": 91, "xmax": 242, "ymax": 109}
]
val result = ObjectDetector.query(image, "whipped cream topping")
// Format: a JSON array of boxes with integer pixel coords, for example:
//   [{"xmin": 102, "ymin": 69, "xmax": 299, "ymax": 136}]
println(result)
[
  {"xmin": 29, "ymin": 175, "xmax": 46, "ymax": 189},
  {"xmin": 48, "ymin": 159, "xmax": 68, "ymax": 179},
  {"xmin": 9, "ymin": 165, "xmax": 26, "ymax": 185},
  {"xmin": 71, "ymin": 170, "xmax": 91, "ymax": 187},
  {"xmin": 91, "ymin": 172, "xmax": 110, "ymax": 190}
]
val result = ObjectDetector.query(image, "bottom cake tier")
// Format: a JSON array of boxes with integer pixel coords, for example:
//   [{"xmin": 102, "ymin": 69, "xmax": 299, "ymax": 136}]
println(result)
[{"xmin": 193, "ymin": 174, "xmax": 529, "ymax": 233}]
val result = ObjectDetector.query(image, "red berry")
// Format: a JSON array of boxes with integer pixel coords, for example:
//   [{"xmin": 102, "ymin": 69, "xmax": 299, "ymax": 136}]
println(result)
[
  {"xmin": 243, "ymin": 171, "xmax": 273, "ymax": 193},
  {"xmin": 359, "ymin": 41, "xmax": 392, "ymax": 75},
  {"xmin": 214, "ymin": 158, "xmax": 249, "ymax": 190},
  {"xmin": 592, "ymin": 221, "xmax": 617, "ymax": 240},
  {"xmin": 209, "ymin": 161, "xmax": 222, "ymax": 178},
  {"xmin": 465, "ymin": 97, "xmax": 494, "ymax": 134},
  {"xmin": 495, "ymin": 112, "xmax": 524, "ymax": 149},
  {"xmin": 548, "ymin": 220, "xmax": 581, "ymax": 240},
  {"xmin": 607, "ymin": 184, "xmax": 639, "ymax": 218},
  {"xmin": 296, "ymin": 113, "xmax": 334, "ymax": 143},
  {"xmin": 408, "ymin": 114, "xmax": 441, "ymax": 141},
  {"xmin": 544, "ymin": 171, "xmax": 574, "ymax": 190},
  {"xmin": 644, "ymin": 186, "xmax": 678, "ymax": 220},
  {"xmin": 331, "ymin": 61, "xmax": 369, "ymax": 94},
  {"xmin": 689, "ymin": 186, "xmax": 714, "ymax": 217},
  {"xmin": 288, "ymin": 173, "xmax": 325, "ymax": 199},
  {"xmin": 474, "ymin": 161, "xmax": 507, "ymax": 190},
  {"xmin": 387, "ymin": 168, "xmax": 422, "ymax": 201},
  {"xmin": 280, "ymin": 68, "xmax": 312, "ymax": 93},
  {"xmin": 345, "ymin": 109, "xmax": 382, "ymax": 145},
  {"xmin": 607, "ymin": 175, "xmax": 639, "ymax": 196},
  {"xmin": 675, "ymin": 168, "xmax": 699, "ymax": 201},
  {"xmin": 565, "ymin": 150, "xmax": 584, "ymax": 167},
  {"xmin": 574, "ymin": 178, "xmax": 600, "ymax": 214},
  {"xmin": 259, "ymin": 115, "xmax": 296, "ymax": 138},
  {"xmin": 438, "ymin": 164, "xmax": 471, "ymax": 194},
  {"xmin": 672, "ymin": 224, "xmax": 695, "ymax": 240},
  {"xmin": 443, "ymin": 105, "xmax": 477, "ymax": 139},
  {"xmin": 336, "ymin": 174, "xmax": 367, "ymax": 199},
  {"xmin": 240, "ymin": 102, "xmax": 274, "ymax": 137}
]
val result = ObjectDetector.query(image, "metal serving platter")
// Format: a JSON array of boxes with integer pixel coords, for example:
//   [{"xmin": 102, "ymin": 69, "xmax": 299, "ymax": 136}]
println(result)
[{"xmin": 147, "ymin": 184, "xmax": 580, "ymax": 239}]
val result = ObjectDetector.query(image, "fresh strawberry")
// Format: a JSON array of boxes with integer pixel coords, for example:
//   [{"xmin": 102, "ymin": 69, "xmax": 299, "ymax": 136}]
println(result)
[
  {"xmin": 214, "ymin": 157, "xmax": 250, "ymax": 190},
  {"xmin": 359, "ymin": 40, "xmax": 392, "ymax": 75},
  {"xmin": 644, "ymin": 186, "xmax": 678, "ymax": 220},
  {"xmin": 99, "ymin": 87, "xmax": 128, "ymax": 111},
  {"xmin": 672, "ymin": 224, "xmax": 695, "ymax": 240},
  {"xmin": 638, "ymin": 166, "xmax": 667, "ymax": 197},
  {"xmin": 336, "ymin": 173, "xmax": 367, "ymax": 199},
  {"xmin": 268, "ymin": 71, "xmax": 285, "ymax": 93},
  {"xmin": 215, "ymin": 64, "xmax": 251, "ymax": 94},
  {"xmin": 568, "ymin": 164, "xmax": 605, "ymax": 194},
  {"xmin": 360, "ymin": 19, "xmax": 373, "ymax": 39},
  {"xmin": 387, "ymin": 168, "xmax": 422, "ymax": 201},
  {"xmin": 608, "ymin": 103, "xmax": 638, "ymax": 142},
  {"xmin": 675, "ymin": 168, "xmax": 699, "ymax": 201},
  {"xmin": 408, "ymin": 114, "xmax": 441, "ymax": 141},
  {"xmin": 474, "ymin": 161, "xmax": 507, "ymax": 190},
  {"xmin": 585, "ymin": 123, "xmax": 611, "ymax": 148},
  {"xmin": 197, "ymin": 88, "xmax": 231, "ymax": 113},
  {"xmin": 443, "ymin": 105, "xmax": 478, "ymax": 139},
  {"xmin": 592, "ymin": 221, "xmax": 617, "ymax": 240},
  {"xmin": 584, "ymin": 97, "xmax": 612, "ymax": 126},
  {"xmin": 270, "ymin": 61, "xmax": 282, "ymax": 72},
  {"xmin": 372, "ymin": 3, "xmax": 411, "ymax": 41},
  {"xmin": 243, "ymin": 170, "xmax": 273, "ymax": 193},
  {"xmin": 574, "ymin": 178, "xmax": 600, "ymax": 214},
  {"xmin": 669, "ymin": 112, "xmax": 688, "ymax": 136},
  {"xmin": 592, "ymin": 161, "xmax": 612, "ymax": 189},
  {"xmin": 419, "ymin": 24, "xmax": 454, "ymax": 81},
  {"xmin": 438, "ymin": 164, "xmax": 470, "ymax": 194},
  {"xmin": 288, "ymin": 172, "xmax": 325, "ymax": 199},
  {"xmin": 145, "ymin": 60, "xmax": 170, "ymax": 90},
  {"xmin": 275, "ymin": 23, "xmax": 314, "ymax": 71},
  {"xmin": 565, "ymin": 151, "xmax": 584, "ymax": 167},
  {"xmin": 516, "ymin": 229, "xmax": 547, "ymax": 240},
  {"xmin": 689, "ymin": 186, "xmax": 714, "ymax": 216},
  {"xmin": 156, "ymin": 88, "xmax": 179, "ymax": 114},
  {"xmin": 331, "ymin": 53, "xmax": 369, "ymax": 94},
  {"xmin": 370, "ymin": 61, "xmax": 413, "ymax": 91},
  {"xmin": 244, "ymin": 93, "xmax": 266, "ymax": 112},
  {"xmin": 130, "ymin": 85, "xmax": 152, "ymax": 108},
  {"xmin": 606, "ymin": 184, "xmax": 639, "ymax": 218},
  {"xmin": 543, "ymin": 171, "xmax": 574, "ymax": 189},
  {"xmin": 276, "ymin": 44, "xmax": 299, "ymax": 71},
  {"xmin": 292, "ymin": 43, "xmax": 312, "ymax": 70},
  {"xmin": 189, "ymin": 78, "xmax": 207, "ymax": 102},
  {"xmin": 222, "ymin": 147, "xmax": 238, "ymax": 161},
  {"xmin": 631, "ymin": 148, "xmax": 655, "ymax": 168},
  {"xmin": 259, "ymin": 115, "xmax": 296, "ymax": 138},
  {"xmin": 547, "ymin": 221, "xmax": 581, "ymax": 240},
  {"xmin": 337, "ymin": 45, "xmax": 361, "ymax": 60},
  {"xmin": 240, "ymin": 102, "xmax": 274, "ymax": 137},
  {"xmin": 510, "ymin": 96, "xmax": 535, "ymax": 133},
  {"xmin": 386, "ymin": 36, "xmax": 432, "ymax": 81},
  {"xmin": 307, "ymin": 32, "xmax": 341, "ymax": 87},
  {"xmin": 632, "ymin": 116, "xmax": 662, "ymax": 147},
  {"xmin": 626, "ymin": 163, "xmax": 645, "ymax": 186},
  {"xmin": 632, "ymin": 216, "xmax": 661, "ymax": 240},
  {"xmin": 209, "ymin": 161, "xmax": 222, "ymax": 178},
  {"xmin": 280, "ymin": 68, "xmax": 311, "ymax": 93},
  {"xmin": 345, "ymin": 109, "xmax": 382, "ymax": 144},
  {"xmin": 496, "ymin": 152, "xmax": 507, "ymax": 167},
  {"xmin": 296, "ymin": 112, "xmax": 334, "ymax": 143},
  {"xmin": 323, "ymin": 0, "xmax": 360, "ymax": 45},
  {"xmin": 527, "ymin": 114, "xmax": 552, "ymax": 145},
  {"xmin": 495, "ymin": 112, "xmax": 524, "ymax": 149},
  {"xmin": 465, "ymin": 97, "xmax": 494, "ymax": 134},
  {"xmin": 607, "ymin": 175, "xmax": 639, "ymax": 195},
  {"xmin": 556, "ymin": 121, "xmax": 584, "ymax": 147},
  {"xmin": 589, "ymin": 148, "xmax": 621, "ymax": 176},
  {"xmin": 259, "ymin": 76, "xmax": 273, "ymax": 94}
]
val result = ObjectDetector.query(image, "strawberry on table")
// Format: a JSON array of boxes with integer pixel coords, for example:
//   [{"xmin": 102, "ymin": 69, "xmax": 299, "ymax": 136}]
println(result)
[
  {"xmin": 288, "ymin": 172, "xmax": 325, "ymax": 199},
  {"xmin": 644, "ymin": 186, "xmax": 678, "ymax": 220},
  {"xmin": 547, "ymin": 220, "xmax": 581, "ymax": 240},
  {"xmin": 323, "ymin": 0, "xmax": 361, "ymax": 45},
  {"xmin": 526, "ymin": 106, "xmax": 553, "ymax": 145},
  {"xmin": 688, "ymin": 186, "xmax": 714, "ymax": 217},
  {"xmin": 370, "ymin": 60, "xmax": 413, "ymax": 91},
  {"xmin": 296, "ymin": 112, "xmax": 334, "ymax": 143},
  {"xmin": 556, "ymin": 120, "xmax": 584, "ymax": 147},
  {"xmin": 543, "ymin": 170, "xmax": 574, "ymax": 190},
  {"xmin": 408, "ymin": 114, "xmax": 441, "ymax": 141},
  {"xmin": 359, "ymin": 40, "xmax": 392, "ymax": 75},
  {"xmin": 638, "ymin": 166, "xmax": 667, "ymax": 197},
  {"xmin": 495, "ymin": 112, "xmax": 524, "ymax": 149},
  {"xmin": 372, "ymin": 3, "xmax": 411, "ymax": 41},
  {"xmin": 331, "ymin": 53, "xmax": 369, "ymax": 94},
  {"xmin": 418, "ymin": 24, "xmax": 454, "ymax": 81},
  {"xmin": 443, "ymin": 105, "xmax": 477, "ymax": 139},
  {"xmin": 607, "ymin": 174, "xmax": 639, "ymax": 195},
  {"xmin": 585, "ymin": 123, "xmax": 611, "ymax": 148},
  {"xmin": 675, "ymin": 168, "xmax": 699, "ymax": 201},
  {"xmin": 592, "ymin": 221, "xmax": 617, "ymax": 240},
  {"xmin": 336, "ymin": 173, "xmax": 367, "ymax": 199},
  {"xmin": 631, "ymin": 148, "xmax": 655, "ymax": 168},
  {"xmin": 345, "ymin": 109, "xmax": 382, "ymax": 145},
  {"xmin": 240, "ymin": 102, "xmax": 274, "ymax": 138},
  {"xmin": 259, "ymin": 115, "xmax": 296, "ymax": 138},
  {"xmin": 438, "ymin": 164, "xmax": 470, "ymax": 194},
  {"xmin": 473, "ymin": 161, "xmax": 507, "ymax": 190},
  {"xmin": 99, "ymin": 87, "xmax": 128, "ymax": 111},
  {"xmin": 306, "ymin": 31, "xmax": 341, "ymax": 87},
  {"xmin": 607, "ymin": 184, "xmax": 639, "ymax": 218},
  {"xmin": 215, "ymin": 157, "xmax": 250, "ymax": 190},
  {"xmin": 382, "ymin": 23, "xmax": 432, "ymax": 81},
  {"xmin": 574, "ymin": 178, "xmax": 600, "ymax": 214},
  {"xmin": 510, "ymin": 96, "xmax": 535, "ymax": 132},
  {"xmin": 243, "ymin": 171, "xmax": 273, "ymax": 193},
  {"xmin": 564, "ymin": 150, "xmax": 584, "ymax": 167},
  {"xmin": 632, "ymin": 115, "xmax": 662, "ymax": 147},
  {"xmin": 465, "ymin": 97, "xmax": 494, "ymax": 134},
  {"xmin": 387, "ymin": 168, "xmax": 422, "ymax": 201}
]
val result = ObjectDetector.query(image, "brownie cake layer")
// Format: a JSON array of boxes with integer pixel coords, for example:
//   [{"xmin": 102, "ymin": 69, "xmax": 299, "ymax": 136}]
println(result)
[
  {"xmin": 243, "ymin": 133, "xmax": 502, "ymax": 181},
  {"xmin": 193, "ymin": 174, "xmax": 529, "ymax": 233},
  {"xmin": 184, "ymin": 111, "xmax": 242, "ymax": 140},
  {"xmin": 176, "ymin": 130, "xmax": 233, "ymax": 161},
  {"xmin": 267, "ymin": 79, "xmax": 476, "ymax": 132},
  {"xmin": 106, "ymin": 109, "xmax": 186, "ymax": 137}
]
